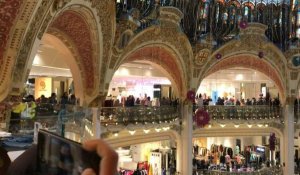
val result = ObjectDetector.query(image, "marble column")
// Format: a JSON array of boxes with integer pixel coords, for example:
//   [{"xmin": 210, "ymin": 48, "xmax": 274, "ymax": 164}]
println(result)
[
  {"xmin": 176, "ymin": 134, "xmax": 182, "ymax": 173},
  {"xmin": 280, "ymin": 135, "xmax": 284, "ymax": 165},
  {"xmin": 181, "ymin": 104, "xmax": 193, "ymax": 175},
  {"xmin": 284, "ymin": 104, "xmax": 294, "ymax": 175}
]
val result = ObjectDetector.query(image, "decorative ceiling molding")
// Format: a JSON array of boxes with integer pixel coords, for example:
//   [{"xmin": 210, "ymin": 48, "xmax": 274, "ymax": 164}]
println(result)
[
  {"xmin": 89, "ymin": 0, "xmax": 116, "ymax": 92},
  {"xmin": 0, "ymin": 0, "xmax": 23, "ymax": 60},
  {"xmin": 125, "ymin": 46, "xmax": 183, "ymax": 95},
  {"xmin": 0, "ymin": 0, "xmax": 23, "ymax": 87},
  {"xmin": 13, "ymin": 0, "xmax": 53, "ymax": 84},
  {"xmin": 50, "ymin": 10, "xmax": 96, "ymax": 95}
]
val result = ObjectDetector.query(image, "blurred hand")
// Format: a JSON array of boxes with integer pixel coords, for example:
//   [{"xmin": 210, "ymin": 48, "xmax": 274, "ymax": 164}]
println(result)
[{"xmin": 81, "ymin": 139, "xmax": 118, "ymax": 175}]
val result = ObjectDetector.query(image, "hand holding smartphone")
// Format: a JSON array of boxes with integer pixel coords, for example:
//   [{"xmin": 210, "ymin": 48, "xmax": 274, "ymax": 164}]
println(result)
[{"xmin": 36, "ymin": 129, "xmax": 101, "ymax": 175}]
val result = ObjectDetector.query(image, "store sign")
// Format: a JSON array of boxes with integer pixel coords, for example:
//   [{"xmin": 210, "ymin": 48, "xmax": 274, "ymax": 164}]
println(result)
[
  {"xmin": 35, "ymin": 77, "xmax": 52, "ymax": 98},
  {"xmin": 256, "ymin": 147, "xmax": 265, "ymax": 152},
  {"xmin": 150, "ymin": 152, "xmax": 162, "ymax": 175}
]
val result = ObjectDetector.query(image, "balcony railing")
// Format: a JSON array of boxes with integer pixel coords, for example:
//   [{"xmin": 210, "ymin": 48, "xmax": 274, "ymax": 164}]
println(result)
[
  {"xmin": 204, "ymin": 105, "xmax": 283, "ymax": 121},
  {"xmin": 99, "ymin": 105, "xmax": 180, "ymax": 126},
  {"xmin": 0, "ymin": 102, "xmax": 288, "ymax": 134}
]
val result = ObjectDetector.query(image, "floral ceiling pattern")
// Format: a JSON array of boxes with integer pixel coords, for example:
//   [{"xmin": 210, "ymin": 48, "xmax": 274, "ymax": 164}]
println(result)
[
  {"xmin": 0, "ymin": 0, "xmax": 23, "ymax": 70},
  {"xmin": 50, "ymin": 10, "xmax": 95, "ymax": 91}
]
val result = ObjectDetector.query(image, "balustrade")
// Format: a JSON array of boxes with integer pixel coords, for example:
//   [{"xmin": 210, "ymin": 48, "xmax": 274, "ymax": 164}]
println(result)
[
  {"xmin": 0, "ymin": 102, "xmax": 287, "ymax": 133},
  {"xmin": 205, "ymin": 105, "xmax": 282, "ymax": 121}
]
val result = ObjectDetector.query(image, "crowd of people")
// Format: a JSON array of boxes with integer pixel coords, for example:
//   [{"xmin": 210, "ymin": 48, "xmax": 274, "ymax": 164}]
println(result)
[
  {"xmin": 195, "ymin": 92, "xmax": 280, "ymax": 107},
  {"xmin": 34, "ymin": 92, "xmax": 78, "ymax": 105},
  {"xmin": 104, "ymin": 94, "xmax": 179, "ymax": 108}
]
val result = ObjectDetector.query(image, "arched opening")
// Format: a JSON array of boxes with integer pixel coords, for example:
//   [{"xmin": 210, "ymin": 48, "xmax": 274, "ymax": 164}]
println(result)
[
  {"xmin": 198, "ymin": 68, "xmax": 280, "ymax": 106},
  {"xmin": 117, "ymin": 46, "xmax": 186, "ymax": 98},
  {"xmin": 27, "ymin": 33, "xmax": 83, "ymax": 105},
  {"xmin": 106, "ymin": 60, "xmax": 179, "ymax": 107},
  {"xmin": 201, "ymin": 54, "xmax": 285, "ymax": 102}
]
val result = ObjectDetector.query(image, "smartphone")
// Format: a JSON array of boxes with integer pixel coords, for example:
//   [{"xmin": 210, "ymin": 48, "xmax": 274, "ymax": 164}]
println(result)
[{"xmin": 36, "ymin": 129, "xmax": 101, "ymax": 175}]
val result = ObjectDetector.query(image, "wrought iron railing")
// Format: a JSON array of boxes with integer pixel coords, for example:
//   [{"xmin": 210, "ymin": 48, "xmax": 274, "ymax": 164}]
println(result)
[
  {"xmin": 205, "ymin": 105, "xmax": 283, "ymax": 121},
  {"xmin": 0, "ymin": 102, "xmax": 288, "ymax": 133},
  {"xmin": 99, "ymin": 105, "xmax": 180, "ymax": 126}
]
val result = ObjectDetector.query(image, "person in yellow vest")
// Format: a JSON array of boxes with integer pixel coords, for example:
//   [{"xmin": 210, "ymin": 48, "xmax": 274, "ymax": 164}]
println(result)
[
  {"xmin": 9, "ymin": 98, "xmax": 26, "ymax": 133},
  {"xmin": 20, "ymin": 95, "xmax": 36, "ymax": 119}
]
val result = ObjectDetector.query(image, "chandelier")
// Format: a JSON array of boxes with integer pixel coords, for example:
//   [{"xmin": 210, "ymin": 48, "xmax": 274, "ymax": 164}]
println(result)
[{"xmin": 116, "ymin": 0, "xmax": 299, "ymax": 51}]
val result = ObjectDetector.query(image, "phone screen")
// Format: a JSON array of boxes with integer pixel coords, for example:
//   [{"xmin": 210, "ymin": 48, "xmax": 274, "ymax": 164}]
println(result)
[{"xmin": 36, "ymin": 129, "xmax": 100, "ymax": 175}]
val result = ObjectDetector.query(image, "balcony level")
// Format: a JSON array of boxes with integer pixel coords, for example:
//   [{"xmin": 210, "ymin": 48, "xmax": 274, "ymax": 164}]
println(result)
[{"xmin": 0, "ymin": 103, "xmax": 289, "ymax": 138}]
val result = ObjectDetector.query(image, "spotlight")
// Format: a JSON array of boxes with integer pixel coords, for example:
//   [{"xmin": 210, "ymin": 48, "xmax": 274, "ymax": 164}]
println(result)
[
  {"xmin": 128, "ymin": 130, "xmax": 136, "ymax": 135},
  {"xmin": 257, "ymin": 124, "xmax": 263, "ymax": 127},
  {"xmin": 234, "ymin": 124, "xmax": 240, "ymax": 128},
  {"xmin": 143, "ymin": 129, "xmax": 150, "ymax": 134},
  {"xmin": 155, "ymin": 128, "xmax": 161, "ymax": 132},
  {"xmin": 163, "ymin": 127, "xmax": 170, "ymax": 131}
]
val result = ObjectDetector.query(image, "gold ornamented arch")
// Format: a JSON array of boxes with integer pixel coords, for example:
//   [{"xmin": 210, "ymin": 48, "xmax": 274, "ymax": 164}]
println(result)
[
  {"xmin": 110, "ymin": 27, "xmax": 193, "ymax": 97},
  {"xmin": 197, "ymin": 23, "xmax": 287, "ymax": 101}
]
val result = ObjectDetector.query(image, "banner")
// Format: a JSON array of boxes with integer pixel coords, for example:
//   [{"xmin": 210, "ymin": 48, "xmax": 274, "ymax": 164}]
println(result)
[{"xmin": 150, "ymin": 152, "xmax": 162, "ymax": 175}]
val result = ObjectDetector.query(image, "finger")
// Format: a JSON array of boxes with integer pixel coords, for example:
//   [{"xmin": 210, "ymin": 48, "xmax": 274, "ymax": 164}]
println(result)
[
  {"xmin": 81, "ymin": 168, "xmax": 96, "ymax": 175},
  {"xmin": 82, "ymin": 140, "xmax": 118, "ymax": 175},
  {"xmin": 82, "ymin": 140, "xmax": 115, "ymax": 158}
]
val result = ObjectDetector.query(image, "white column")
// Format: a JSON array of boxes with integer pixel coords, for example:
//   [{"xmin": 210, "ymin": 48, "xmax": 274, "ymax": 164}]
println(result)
[
  {"xmin": 181, "ymin": 104, "xmax": 193, "ymax": 175},
  {"xmin": 280, "ymin": 135, "xmax": 284, "ymax": 165},
  {"xmin": 176, "ymin": 135, "xmax": 182, "ymax": 173},
  {"xmin": 92, "ymin": 107, "xmax": 100, "ymax": 139},
  {"xmin": 284, "ymin": 104, "xmax": 294, "ymax": 175}
]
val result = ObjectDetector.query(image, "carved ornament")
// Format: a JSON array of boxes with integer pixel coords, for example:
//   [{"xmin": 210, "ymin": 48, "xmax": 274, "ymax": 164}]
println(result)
[
  {"xmin": 89, "ymin": 0, "xmax": 116, "ymax": 90},
  {"xmin": 13, "ymin": 0, "xmax": 54, "ymax": 84},
  {"xmin": 49, "ymin": 10, "xmax": 97, "ymax": 95}
]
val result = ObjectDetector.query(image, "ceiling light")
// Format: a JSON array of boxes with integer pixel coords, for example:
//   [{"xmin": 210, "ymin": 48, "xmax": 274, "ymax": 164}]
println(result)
[
  {"xmin": 220, "ymin": 124, "xmax": 226, "ymax": 128},
  {"xmin": 143, "ymin": 129, "xmax": 150, "ymax": 134},
  {"xmin": 265, "ymin": 124, "xmax": 269, "ymax": 127},
  {"xmin": 208, "ymin": 124, "xmax": 212, "ymax": 128},
  {"xmin": 155, "ymin": 128, "xmax": 161, "ymax": 132},
  {"xmin": 234, "ymin": 124, "xmax": 240, "ymax": 128},
  {"xmin": 128, "ymin": 130, "xmax": 136, "ymax": 135},
  {"xmin": 162, "ymin": 127, "xmax": 170, "ymax": 131},
  {"xmin": 257, "ymin": 124, "xmax": 263, "ymax": 128},
  {"xmin": 235, "ymin": 74, "xmax": 243, "ymax": 81},
  {"xmin": 114, "ymin": 133, "xmax": 119, "ymax": 137},
  {"xmin": 247, "ymin": 124, "xmax": 252, "ymax": 128}
]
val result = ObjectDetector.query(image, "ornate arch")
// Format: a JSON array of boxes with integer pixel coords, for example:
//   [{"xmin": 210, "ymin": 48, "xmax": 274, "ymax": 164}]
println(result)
[
  {"xmin": 7, "ymin": 0, "xmax": 115, "ymax": 105},
  {"xmin": 110, "ymin": 25, "xmax": 193, "ymax": 98},
  {"xmin": 197, "ymin": 23, "xmax": 287, "ymax": 101},
  {"xmin": 204, "ymin": 54, "xmax": 285, "ymax": 101},
  {"xmin": 0, "ymin": 0, "xmax": 32, "ymax": 101},
  {"xmin": 48, "ymin": 7, "xmax": 99, "ymax": 96}
]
